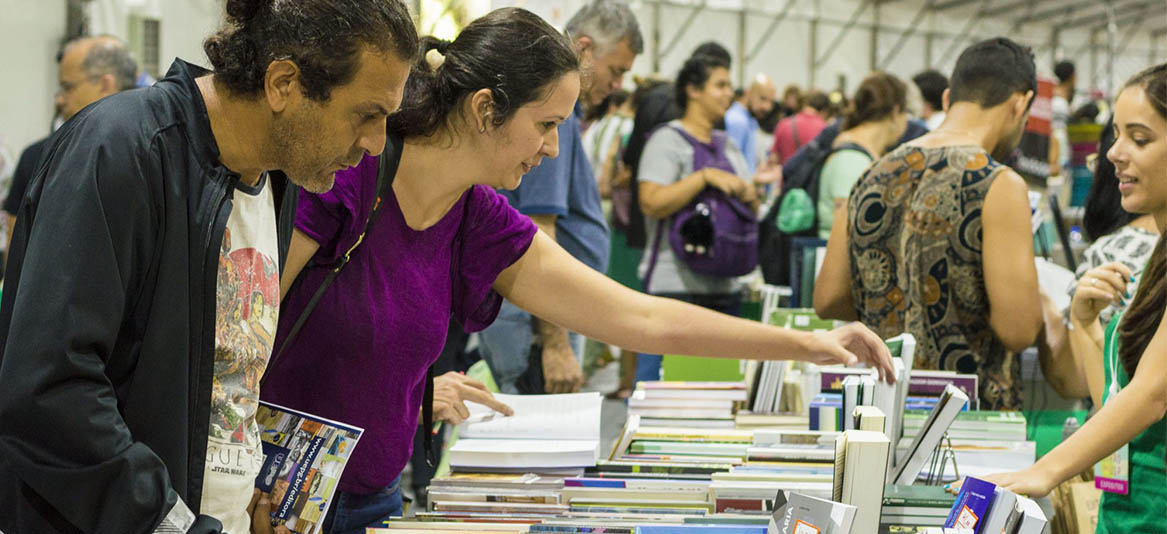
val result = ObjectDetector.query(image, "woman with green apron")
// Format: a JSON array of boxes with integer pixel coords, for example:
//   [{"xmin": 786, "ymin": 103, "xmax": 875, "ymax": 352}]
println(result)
[{"xmin": 954, "ymin": 63, "xmax": 1167, "ymax": 530}]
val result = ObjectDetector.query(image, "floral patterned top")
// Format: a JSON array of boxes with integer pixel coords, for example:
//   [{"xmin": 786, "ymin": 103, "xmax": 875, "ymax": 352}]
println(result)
[{"xmin": 847, "ymin": 145, "xmax": 1021, "ymax": 410}]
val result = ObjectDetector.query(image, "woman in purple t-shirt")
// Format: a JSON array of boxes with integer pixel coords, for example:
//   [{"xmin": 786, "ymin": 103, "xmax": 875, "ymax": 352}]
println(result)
[{"xmin": 262, "ymin": 8, "xmax": 895, "ymax": 534}]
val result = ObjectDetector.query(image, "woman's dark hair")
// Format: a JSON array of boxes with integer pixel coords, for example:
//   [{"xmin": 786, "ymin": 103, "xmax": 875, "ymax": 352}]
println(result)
[
  {"xmin": 1082, "ymin": 116, "xmax": 1135, "ymax": 241},
  {"xmin": 204, "ymin": 0, "xmax": 417, "ymax": 101},
  {"xmin": 843, "ymin": 72, "xmax": 907, "ymax": 130},
  {"xmin": 388, "ymin": 8, "xmax": 579, "ymax": 139},
  {"xmin": 675, "ymin": 54, "xmax": 730, "ymax": 112},
  {"xmin": 1117, "ymin": 63, "xmax": 1167, "ymax": 378}
]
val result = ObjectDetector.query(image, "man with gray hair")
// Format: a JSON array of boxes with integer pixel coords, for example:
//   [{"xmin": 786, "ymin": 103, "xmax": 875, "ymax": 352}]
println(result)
[
  {"xmin": 479, "ymin": 0, "xmax": 643, "ymax": 394},
  {"xmin": 4, "ymin": 35, "xmax": 140, "ymax": 261}
]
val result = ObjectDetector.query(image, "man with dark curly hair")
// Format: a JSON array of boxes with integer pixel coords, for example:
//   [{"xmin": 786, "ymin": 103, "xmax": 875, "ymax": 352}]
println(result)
[{"xmin": 0, "ymin": 1, "xmax": 417, "ymax": 533}]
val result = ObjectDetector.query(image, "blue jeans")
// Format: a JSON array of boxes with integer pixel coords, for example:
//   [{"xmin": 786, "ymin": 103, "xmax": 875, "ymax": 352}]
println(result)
[
  {"xmin": 478, "ymin": 300, "xmax": 584, "ymax": 394},
  {"xmin": 635, "ymin": 293, "xmax": 743, "ymax": 384},
  {"xmin": 321, "ymin": 476, "xmax": 402, "ymax": 534}
]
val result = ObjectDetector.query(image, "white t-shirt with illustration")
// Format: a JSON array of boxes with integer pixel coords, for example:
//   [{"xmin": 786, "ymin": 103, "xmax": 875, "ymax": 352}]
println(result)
[{"xmin": 201, "ymin": 175, "xmax": 281, "ymax": 533}]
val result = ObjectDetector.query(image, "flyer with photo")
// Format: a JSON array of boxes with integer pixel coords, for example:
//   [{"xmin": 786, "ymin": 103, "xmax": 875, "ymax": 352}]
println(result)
[{"xmin": 255, "ymin": 401, "xmax": 363, "ymax": 534}]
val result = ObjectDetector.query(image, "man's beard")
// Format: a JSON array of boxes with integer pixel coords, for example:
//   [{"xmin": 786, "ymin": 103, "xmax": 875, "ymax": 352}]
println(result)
[{"xmin": 271, "ymin": 114, "xmax": 337, "ymax": 194}]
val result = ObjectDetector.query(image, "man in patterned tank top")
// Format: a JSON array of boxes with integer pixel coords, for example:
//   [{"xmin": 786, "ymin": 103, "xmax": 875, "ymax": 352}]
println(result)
[{"xmin": 814, "ymin": 38, "xmax": 1043, "ymax": 411}]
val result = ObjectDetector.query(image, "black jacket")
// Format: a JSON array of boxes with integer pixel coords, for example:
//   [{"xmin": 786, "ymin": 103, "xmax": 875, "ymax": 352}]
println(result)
[{"xmin": 0, "ymin": 60, "xmax": 297, "ymax": 533}]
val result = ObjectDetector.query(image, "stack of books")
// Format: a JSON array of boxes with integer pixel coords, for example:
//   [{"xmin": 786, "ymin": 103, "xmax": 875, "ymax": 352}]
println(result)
[
  {"xmin": 879, "ymin": 484, "xmax": 957, "ymax": 531},
  {"xmin": 448, "ymin": 392, "xmax": 602, "ymax": 471},
  {"xmin": 628, "ymin": 381, "xmax": 747, "ymax": 429},
  {"xmin": 604, "ymin": 416, "xmax": 753, "ymax": 479}
]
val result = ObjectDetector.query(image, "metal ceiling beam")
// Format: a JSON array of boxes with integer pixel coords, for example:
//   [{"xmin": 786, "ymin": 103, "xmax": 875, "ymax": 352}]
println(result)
[
  {"xmin": 936, "ymin": 0, "xmax": 997, "ymax": 66},
  {"xmin": 1062, "ymin": 1, "xmax": 1150, "ymax": 29},
  {"xmin": 744, "ymin": 0, "xmax": 799, "ymax": 63},
  {"xmin": 878, "ymin": 0, "xmax": 936, "ymax": 69},
  {"xmin": 657, "ymin": 0, "xmax": 707, "ymax": 61},
  {"xmin": 1013, "ymin": 0, "xmax": 1109, "ymax": 25},
  {"xmin": 930, "ymin": 0, "xmax": 981, "ymax": 11},
  {"xmin": 814, "ymin": 0, "xmax": 874, "ymax": 66},
  {"xmin": 984, "ymin": 0, "xmax": 1039, "ymax": 19}
]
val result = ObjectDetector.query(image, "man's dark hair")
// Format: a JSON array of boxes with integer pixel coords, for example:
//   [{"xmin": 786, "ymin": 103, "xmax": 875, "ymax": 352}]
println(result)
[
  {"xmin": 388, "ymin": 8, "xmax": 579, "ymax": 139},
  {"xmin": 912, "ymin": 69, "xmax": 948, "ymax": 112},
  {"xmin": 204, "ymin": 0, "xmax": 418, "ymax": 101},
  {"xmin": 1054, "ymin": 60, "xmax": 1076, "ymax": 84},
  {"xmin": 675, "ymin": 54, "xmax": 730, "ymax": 111},
  {"xmin": 948, "ymin": 37, "xmax": 1036, "ymax": 109},
  {"xmin": 805, "ymin": 89, "xmax": 830, "ymax": 112},
  {"xmin": 690, "ymin": 41, "xmax": 731, "ymax": 65}
]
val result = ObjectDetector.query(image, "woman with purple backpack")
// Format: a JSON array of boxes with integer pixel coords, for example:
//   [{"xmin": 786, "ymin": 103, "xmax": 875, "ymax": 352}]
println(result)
[{"xmin": 634, "ymin": 54, "xmax": 765, "ymax": 383}]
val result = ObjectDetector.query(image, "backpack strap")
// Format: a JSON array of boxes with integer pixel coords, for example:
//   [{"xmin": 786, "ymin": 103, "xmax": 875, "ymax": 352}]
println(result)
[{"xmin": 264, "ymin": 134, "xmax": 403, "ymax": 386}]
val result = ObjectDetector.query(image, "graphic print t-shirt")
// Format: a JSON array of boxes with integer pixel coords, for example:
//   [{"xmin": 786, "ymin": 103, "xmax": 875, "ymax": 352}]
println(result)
[{"xmin": 202, "ymin": 176, "xmax": 280, "ymax": 533}]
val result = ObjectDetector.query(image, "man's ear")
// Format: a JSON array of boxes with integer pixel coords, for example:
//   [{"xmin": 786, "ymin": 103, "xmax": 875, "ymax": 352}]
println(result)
[
  {"xmin": 1015, "ymin": 90, "xmax": 1034, "ymax": 118},
  {"xmin": 97, "ymin": 73, "xmax": 118, "ymax": 96},
  {"xmin": 468, "ymin": 88, "xmax": 496, "ymax": 131},
  {"xmin": 264, "ymin": 59, "xmax": 301, "ymax": 113},
  {"xmin": 941, "ymin": 88, "xmax": 951, "ymax": 112},
  {"xmin": 573, "ymin": 35, "xmax": 594, "ymax": 58}
]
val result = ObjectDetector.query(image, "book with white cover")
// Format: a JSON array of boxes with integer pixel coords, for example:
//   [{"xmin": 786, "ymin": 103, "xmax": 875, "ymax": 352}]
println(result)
[
  {"xmin": 1014, "ymin": 495, "xmax": 1049, "ymax": 534},
  {"xmin": 891, "ymin": 384, "xmax": 968, "ymax": 485},
  {"xmin": 770, "ymin": 489, "xmax": 856, "ymax": 534},
  {"xmin": 452, "ymin": 392, "xmax": 602, "ymax": 469},
  {"xmin": 978, "ymin": 486, "xmax": 1020, "ymax": 534},
  {"xmin": 833, "ymin": 430, "xmax": 890, "ymax": 534}
]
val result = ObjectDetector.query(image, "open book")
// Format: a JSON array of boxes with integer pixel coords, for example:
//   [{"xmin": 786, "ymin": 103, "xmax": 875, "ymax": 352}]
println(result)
[
  {"xmin": 891, "ymin": 384, "xmax": 969, "ymax": 485},
  {"xmin": 255, "ymin": 401, "xmax": 363, "ymax": 534},
  {"xmin": 450, "ymin": 392, "xmax": 602, "ymax": 469}
]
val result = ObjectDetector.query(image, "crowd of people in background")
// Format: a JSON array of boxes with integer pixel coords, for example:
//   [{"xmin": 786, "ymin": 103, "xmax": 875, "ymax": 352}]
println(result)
[{"xmin": 0, "ymin": 0, "xmax": 1162, "ymax": 532}]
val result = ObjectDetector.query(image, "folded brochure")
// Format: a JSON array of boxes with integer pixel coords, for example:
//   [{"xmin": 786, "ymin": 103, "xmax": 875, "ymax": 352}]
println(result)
[{"xmin": 255, "ymin": 401, "xmax": 363, "ymax": 534}]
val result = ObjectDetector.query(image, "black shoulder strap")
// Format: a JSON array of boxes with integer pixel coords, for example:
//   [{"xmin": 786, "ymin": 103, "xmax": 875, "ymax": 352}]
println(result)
[{"xmin": 263, "ymin": 134, "xmax": 403, "ymax": 387}]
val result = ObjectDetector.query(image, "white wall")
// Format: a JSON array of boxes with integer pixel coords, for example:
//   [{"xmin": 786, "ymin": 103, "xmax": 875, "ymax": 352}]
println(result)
[
  {"xmin": 87, "ymin": 0, "xmax": 222, "ymax": 73},
  {"xmin": 0, "ymin": 0, "xmax": 66, "ymax": 161}
]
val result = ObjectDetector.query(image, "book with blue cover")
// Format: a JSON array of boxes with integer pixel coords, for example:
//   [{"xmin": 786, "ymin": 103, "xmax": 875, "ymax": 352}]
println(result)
[{"xmin": 944, "ymin": 476, "xmax": 997, "ymax": 533}]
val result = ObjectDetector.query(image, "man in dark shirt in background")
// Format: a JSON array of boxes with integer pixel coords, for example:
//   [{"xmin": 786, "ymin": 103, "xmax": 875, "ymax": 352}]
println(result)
[{"xmin": 3, "ymin": 35, "xmax": 139, "ymax": 263}]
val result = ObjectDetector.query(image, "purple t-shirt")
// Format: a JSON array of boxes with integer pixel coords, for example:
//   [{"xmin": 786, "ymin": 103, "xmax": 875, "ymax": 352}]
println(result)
[{"xmin": 261, "ymin": 153, "xmax": 537, "ymax": 494}]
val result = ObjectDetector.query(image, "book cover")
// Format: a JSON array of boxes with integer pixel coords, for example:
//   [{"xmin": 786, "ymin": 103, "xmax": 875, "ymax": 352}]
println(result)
[
  {"xmin": 255, "ymin": 401, "xmax": 363, "ymax": 534},
  {"xmin": 771, "ymin": 489, "xmax": 857, "ymax": 534},
  {"xmin": 944, "ymin": 477, "xmax": 996, "ymax": 533}
]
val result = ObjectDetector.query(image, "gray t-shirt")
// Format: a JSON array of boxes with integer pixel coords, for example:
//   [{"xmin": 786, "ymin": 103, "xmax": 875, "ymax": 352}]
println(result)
[{"xmin": 637, "ymin": 121, "xmax": 750, "ymax": 295}]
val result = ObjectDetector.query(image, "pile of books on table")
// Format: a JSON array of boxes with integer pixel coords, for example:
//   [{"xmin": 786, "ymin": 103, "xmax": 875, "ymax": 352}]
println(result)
[{"xmin": 627, "ymin": 381, "xmax": 747, "ymax": 429}]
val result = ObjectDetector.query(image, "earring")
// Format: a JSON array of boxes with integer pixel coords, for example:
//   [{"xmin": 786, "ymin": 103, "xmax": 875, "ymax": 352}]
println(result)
[{"xmin": 478, "ymin": 122, "xmax": 487, "ymax": 134}]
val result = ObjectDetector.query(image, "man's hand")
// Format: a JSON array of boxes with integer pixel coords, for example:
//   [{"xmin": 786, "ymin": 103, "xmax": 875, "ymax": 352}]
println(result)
[
  {"xmin": 248, "ymin": 489, "xmax": 292, "ymax": 534},
  {"xmin": 542, "ymin": 343, "xmax": 584, "ymax": 393},
  {"xmin": 432, "ymin": 372, "xmax": 514, "ymax": 425}
]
